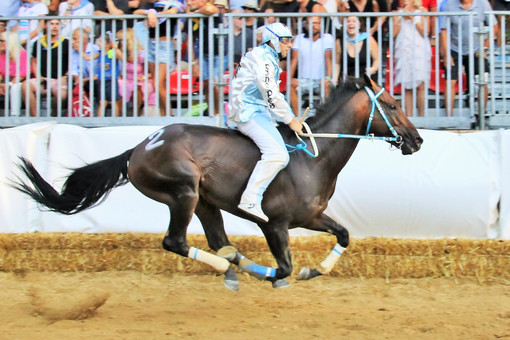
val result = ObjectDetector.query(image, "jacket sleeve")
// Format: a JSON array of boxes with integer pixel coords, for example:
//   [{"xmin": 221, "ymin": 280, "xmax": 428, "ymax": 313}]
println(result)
[{"xmin": 252, "ymin": 54, "xmax": 295, "ymax": 124}]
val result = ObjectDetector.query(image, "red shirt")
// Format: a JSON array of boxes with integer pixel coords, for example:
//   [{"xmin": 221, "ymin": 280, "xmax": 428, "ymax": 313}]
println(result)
[{"xmin": 421, "ymin": 0, "xmax": 437, "ymax": 10}]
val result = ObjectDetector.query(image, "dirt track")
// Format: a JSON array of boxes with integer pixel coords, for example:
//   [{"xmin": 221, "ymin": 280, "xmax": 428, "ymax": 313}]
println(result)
[{"xmin": 1, "ymin": 271, "xmax": 510, "ymax": 339}]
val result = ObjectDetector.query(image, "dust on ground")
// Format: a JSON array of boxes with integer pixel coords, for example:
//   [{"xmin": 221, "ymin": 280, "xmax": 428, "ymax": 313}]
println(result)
[{"xmin": 1, "ymin": 271, "xmax": 509, "ymax": 340}]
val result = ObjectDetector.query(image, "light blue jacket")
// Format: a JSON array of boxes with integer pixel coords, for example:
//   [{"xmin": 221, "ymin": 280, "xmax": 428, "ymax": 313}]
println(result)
[{"xmin": 228, "ymin": 44, "xmax": 295, "ymax": 124}]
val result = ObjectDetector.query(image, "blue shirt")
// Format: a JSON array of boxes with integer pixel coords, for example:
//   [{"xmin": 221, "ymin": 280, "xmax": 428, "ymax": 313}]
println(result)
[
  {"xmin": 97, "ymin": 50, "xmax": 120, "ymax": 81},
  {"xmin": 439, "ymin": 0, "xmax": 496, "ymax": 55}
]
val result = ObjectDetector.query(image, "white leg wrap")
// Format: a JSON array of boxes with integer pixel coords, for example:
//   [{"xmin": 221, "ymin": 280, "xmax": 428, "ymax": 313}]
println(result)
[
  {"xmin": 318, "ymin": 244, "xmax": 346, "ymax": 275},
  {"xmin": 188, "ymin": 247, "xmax": 230, "ymax": 273}
]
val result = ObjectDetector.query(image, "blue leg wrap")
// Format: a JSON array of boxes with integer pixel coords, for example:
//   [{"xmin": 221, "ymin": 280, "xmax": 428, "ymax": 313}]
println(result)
[{"xmin": 240, "ymin": 260, "xmax": 276, "ymax": 279}]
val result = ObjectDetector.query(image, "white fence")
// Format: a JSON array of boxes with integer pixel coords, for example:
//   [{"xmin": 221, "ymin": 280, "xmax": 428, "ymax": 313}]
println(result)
[{"xmin": 1, "ymin": 123, "xmax": 509, "ymax": 239}]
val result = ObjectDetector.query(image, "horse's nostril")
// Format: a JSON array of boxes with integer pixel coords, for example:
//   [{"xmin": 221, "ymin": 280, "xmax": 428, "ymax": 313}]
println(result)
[{"xmin": 416, "ymin": 136, "xmax": 424, "ymax": 146}]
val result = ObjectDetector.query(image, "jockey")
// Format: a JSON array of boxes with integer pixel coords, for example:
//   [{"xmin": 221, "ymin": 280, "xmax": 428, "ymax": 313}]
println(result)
[{"xmin": 229, "ymin": 22, "xmax": 303, "ymax": 222}]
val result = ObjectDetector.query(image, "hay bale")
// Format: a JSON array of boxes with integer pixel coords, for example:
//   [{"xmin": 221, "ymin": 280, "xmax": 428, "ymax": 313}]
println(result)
[{"xmin": 0, "ymin": 233, "xmax": 509, "ymax": 279}]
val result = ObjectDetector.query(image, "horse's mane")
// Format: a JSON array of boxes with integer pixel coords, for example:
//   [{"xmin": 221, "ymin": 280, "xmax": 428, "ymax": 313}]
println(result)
[{"xmin": 278, "ymin": 76, "xmax": 368, "ymax": 140}]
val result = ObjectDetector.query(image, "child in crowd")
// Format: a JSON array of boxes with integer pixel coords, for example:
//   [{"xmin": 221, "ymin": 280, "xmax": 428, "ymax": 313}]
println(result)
[
  {"xmin": 115, "ymin": 28, "xmax": 156, "ymax": 116},
  {"xmin": 95, "ymin": 33, "xmax": 122, "ymax": 117}
]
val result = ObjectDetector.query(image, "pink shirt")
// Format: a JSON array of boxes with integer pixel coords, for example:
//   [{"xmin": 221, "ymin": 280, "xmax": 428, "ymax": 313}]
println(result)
[{"xmin": 0, "ymin": 49, "xmax": 28, "ymax": 81}]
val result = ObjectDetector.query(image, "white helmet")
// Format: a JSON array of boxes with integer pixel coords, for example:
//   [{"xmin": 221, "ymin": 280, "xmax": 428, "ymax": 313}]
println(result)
[{"xmin": 261, "ymin": 22, "xmax": 293, "ymax": 54}]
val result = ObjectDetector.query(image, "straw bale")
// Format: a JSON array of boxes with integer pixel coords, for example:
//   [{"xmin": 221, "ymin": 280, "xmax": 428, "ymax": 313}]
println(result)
[{"xmin": 0, "ymin": 233, "xmax": 509, "ymax": 279}]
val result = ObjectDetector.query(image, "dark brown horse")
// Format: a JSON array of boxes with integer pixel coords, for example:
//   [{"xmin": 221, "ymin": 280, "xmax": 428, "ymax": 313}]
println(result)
[{"xmin": 12, "ymin": 75, "xmax": 423, "ymax": 290}]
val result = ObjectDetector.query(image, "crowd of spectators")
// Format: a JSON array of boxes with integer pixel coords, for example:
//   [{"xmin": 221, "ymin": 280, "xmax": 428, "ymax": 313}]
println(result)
[{"xmin": 0, "ymin": 0, "xmax": 504, "ymax": 118}]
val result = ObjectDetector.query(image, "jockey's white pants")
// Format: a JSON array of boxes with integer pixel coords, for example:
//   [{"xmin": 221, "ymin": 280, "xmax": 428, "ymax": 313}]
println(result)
[{"xmin": 237, "ymin": 114, "xmax": 289, "ymax": 205}]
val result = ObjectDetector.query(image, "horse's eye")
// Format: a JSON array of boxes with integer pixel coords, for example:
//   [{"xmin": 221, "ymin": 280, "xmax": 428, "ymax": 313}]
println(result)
[{"xmin": 389, "ymin": 104, "xmax": 397, "ymax": 110}]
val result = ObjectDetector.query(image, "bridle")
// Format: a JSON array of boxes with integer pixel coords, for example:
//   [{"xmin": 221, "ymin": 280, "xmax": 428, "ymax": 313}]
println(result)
[{"xmin": 286, "ymin": 86, "xmax": 404, "ymax": 158}]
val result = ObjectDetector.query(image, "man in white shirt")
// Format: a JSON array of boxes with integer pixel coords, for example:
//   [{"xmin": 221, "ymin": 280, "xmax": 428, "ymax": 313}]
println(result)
[
  {"xmin": 289, "ymin": 16, "xmax": 334, "ymax": 115},
  {"xmin": 58, "ymin": 0, "xmax": 95, "ymax": 38}
]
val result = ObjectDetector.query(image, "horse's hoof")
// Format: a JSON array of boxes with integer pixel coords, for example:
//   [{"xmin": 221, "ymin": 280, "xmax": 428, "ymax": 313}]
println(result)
[
  {"xmin": 223, "ymin": 268, "xmax": 239, "ymax": 292},
  {"xmin": 272, "ymin": 279, "xmax": 290, "ymax": 289},
  {"xmin": 217, "ymin": 246, "xmax": 238, "ymax": 262},
  {"xmin": 297, "ymin": 267, "xmax": 322, "ymax": 280}
]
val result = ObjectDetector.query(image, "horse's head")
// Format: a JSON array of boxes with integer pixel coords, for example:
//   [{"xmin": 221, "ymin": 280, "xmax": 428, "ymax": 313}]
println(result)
[{"xmin": 357, "ymin": 75, "xmax": 423, "ymax": 155}]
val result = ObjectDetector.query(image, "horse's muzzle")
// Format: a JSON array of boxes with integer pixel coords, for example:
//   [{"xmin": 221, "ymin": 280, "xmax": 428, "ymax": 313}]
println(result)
[
  {"xmin": 406, "ymin": 135, "xmax": 424, "ymax": 155},
  {"xmin": 397, "ymin": 135, "xmax": 423, "ymax": 155}
]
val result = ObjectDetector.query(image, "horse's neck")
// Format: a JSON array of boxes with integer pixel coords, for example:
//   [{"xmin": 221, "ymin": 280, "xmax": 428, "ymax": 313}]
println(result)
[{"xmin": 307, "ymin": 106, "xmax": 366, "ymax": 179}]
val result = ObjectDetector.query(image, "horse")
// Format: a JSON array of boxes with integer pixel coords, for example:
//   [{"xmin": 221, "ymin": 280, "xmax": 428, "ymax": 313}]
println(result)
[{"xmin": 12, "ymin": 75, "xmax": 423, "ymax": 291}]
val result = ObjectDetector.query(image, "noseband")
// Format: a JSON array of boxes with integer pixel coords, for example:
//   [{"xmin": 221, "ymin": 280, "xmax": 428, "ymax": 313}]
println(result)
[{"xmin": 287, "ymin": 86, "xmax": 403, "ymax": 158}]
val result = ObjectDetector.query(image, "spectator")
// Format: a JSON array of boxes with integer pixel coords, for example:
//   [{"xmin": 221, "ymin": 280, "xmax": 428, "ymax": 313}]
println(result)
[
  {"xmin": 46, "ymin": 0, "xmax": 62, "ymax": 12},
  {"xmin": 58, "ymin": 0, "xmax": 95, "ymax": 38},
  {"xmin": 297, "ymin": 0, "xmax": 328, "ymax": 38},
  {"xmin": 241, "ymin": 0, "xmax": 259, "ymax": 29},
  {"xmin": 15, "ymin": 0, "xmax": 49, "ymax": 45},
  {"xmin": 70, "ymin": 28, "xmax": 100, "ymax": 115},
  {"xmin": 335, "ymin": 16, "xmax": 379, "ymax": 81},
  {"xmin": 439, "ymin": 0, "xmax": 496, "ymax": 117},
  {"xmin": 0, "ymin": 31, "xmax": 29, "ymax": 116},
  {"xmin": 0, "ymin": 18, "xmax": 6, "ymax": 35},
  {"xmin": 392, "ymin": 0, "xmax": 431, "ymax": 117},
  {"xmin": 133, "ymin": 0, "xmax": 186, "ymax": 116},
  {"xmin": 187, "ymin": 0, "xmax": 226, "ymax": 115},
  {"xmin": 116, "ymin": 27, "xmax": 156, "ymax": 115},
  {"xmin": 298, "ymin": 0, "xmax": 327, "ymax": 13},
  {"xmin": 90, "ymin": 0, "xmax": 130, "ymax": 33},
  {"xmin": 347, "ymin": 0, "xmax": 381, "ymax": 35},
  {"xmin": 94, "ymin": 32, "xmax": 122, "ymax": 116},
  {"xmin": 21, "ymin": 18, "xmax": 70, "ymax": 117},
  {"xmin": 493, "ymin": 0, "xmax": 510, "ymax": 50},
  {"xmin": 421, "ymin": 0, "xmax": 437, "ymax": 40},
  {"xmin": 232, "ymin": 9, "xmax": 255, "ymax": 65},
  {"xmin": 257, "ymin": 2, "xmax": 277, "ymax": 27},
  {"xmin": 289, "ymin": 16, "xmax": 334, "ymax": 114},
  {"xmin": 0, "ymin": 1, "xmax": 21, "ymax": 29},
  {"xmin": 268, "ymin": 0, "xmax": 300, "ymax": 14},
  {"xmin": 322, "ymin": 0, "xmax": 346, "ymax": 31}
]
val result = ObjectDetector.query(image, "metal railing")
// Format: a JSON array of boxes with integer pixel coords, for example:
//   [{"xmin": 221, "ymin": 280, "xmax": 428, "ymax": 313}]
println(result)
[{"xmin": 0, "ymin": 12, "xmax": 509, "ymax": 129}]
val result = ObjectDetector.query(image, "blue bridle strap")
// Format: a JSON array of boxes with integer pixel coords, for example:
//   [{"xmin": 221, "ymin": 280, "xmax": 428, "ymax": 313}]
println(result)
[
  {"xmin": 286, "ymin": 139, "xmax": 317, "ymax": 158},
  {"xmin": 364, "ymin": 86, "xmax": 399, "ymax": 140},
  {"xmin": 287, "ymin": 86, "xmax": 403, "ymax": 157}
]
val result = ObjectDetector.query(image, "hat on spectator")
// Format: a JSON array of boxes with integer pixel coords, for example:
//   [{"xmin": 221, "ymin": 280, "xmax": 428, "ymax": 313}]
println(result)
[
  {"xmin": 213, "ymin": 0, "xmax": 230, "ymax": 10},
  {"xmin": 242, "ymin": 0, "xmax": 259, "ymax": 11}
]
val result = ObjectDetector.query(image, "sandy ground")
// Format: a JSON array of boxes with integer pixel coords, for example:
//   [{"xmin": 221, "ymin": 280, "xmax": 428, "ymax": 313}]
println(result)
[{"xmin": 1, "ymin": 271, "xmax": 509, "ymax": 340}]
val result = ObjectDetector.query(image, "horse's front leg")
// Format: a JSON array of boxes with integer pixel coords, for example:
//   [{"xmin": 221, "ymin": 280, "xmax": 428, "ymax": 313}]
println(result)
[
  {"xmin": 297, "ymin": 213, "xmax": 349, "ymax": 280},
  {"xmin": 234, "ymin": 223, "xmax": 292, "ymax": 288}
]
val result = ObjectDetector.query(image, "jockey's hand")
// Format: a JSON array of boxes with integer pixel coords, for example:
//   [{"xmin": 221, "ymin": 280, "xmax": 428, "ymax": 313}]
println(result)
[{"xmin": 288, "ymin": 117, "xmax": 303, "ymax": 134}]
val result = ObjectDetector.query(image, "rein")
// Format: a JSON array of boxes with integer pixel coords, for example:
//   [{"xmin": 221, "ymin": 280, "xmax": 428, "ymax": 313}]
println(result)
[{"xmin": 286, "ymin": 87, "xmax": 403, "ymax": 158}]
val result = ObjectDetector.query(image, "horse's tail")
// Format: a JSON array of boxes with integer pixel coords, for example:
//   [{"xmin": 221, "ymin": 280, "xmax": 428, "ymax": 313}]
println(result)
[{"xmin": 12, "ymin": 149, "xmax": 134, "ymax": 215}]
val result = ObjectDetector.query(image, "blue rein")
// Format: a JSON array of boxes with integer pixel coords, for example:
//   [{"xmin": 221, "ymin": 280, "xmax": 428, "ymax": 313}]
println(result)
[{"xmin": 286, "ymin": 86, "xmax": 403, "ymax": 157}]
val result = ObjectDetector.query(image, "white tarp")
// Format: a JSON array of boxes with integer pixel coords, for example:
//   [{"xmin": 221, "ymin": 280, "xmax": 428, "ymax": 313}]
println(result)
[{"xmin": 1, "ymin": 123, "xmax": 508, "ymax": 239}]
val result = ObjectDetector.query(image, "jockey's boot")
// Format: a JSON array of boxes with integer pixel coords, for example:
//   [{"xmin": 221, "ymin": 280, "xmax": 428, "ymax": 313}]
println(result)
[{"xmin": 238, "ymin": 203, "xmax": 269, "ymax": 222}]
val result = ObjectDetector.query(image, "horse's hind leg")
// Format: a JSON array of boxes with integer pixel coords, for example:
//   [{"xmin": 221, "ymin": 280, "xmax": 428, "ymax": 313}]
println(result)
[
  {"xmin": 195, "ymin": 200, "xmax": 239, "ymax": 291},
  {"xmin": 297, "ymin": 213, "xmax": 349, "ymax": 280},
  {"xmin": 161, "ymin": 183, "xmax": 230, "ymax": 275}
]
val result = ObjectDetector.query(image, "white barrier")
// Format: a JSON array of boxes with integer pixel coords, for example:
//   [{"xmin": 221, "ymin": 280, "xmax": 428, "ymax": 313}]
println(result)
[{"xmin": 1, "ymin": 123, "xmax": 508, "ymax": 239}]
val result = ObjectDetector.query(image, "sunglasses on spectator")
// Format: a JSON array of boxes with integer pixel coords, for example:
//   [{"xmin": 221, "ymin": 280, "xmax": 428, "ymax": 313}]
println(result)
[{"xmin": 266, "ymin": 27, "xmax": 292, "ymax": 45}]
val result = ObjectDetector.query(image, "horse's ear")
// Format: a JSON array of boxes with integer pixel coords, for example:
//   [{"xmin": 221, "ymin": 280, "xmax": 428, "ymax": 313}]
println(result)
[
  {"xmin": 364, "ymin": 74, "xmax": 380, "ymax": 90},
  {"xmin": 363, "ymin": 74, "xmax": 372, "ymax": 87}
]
